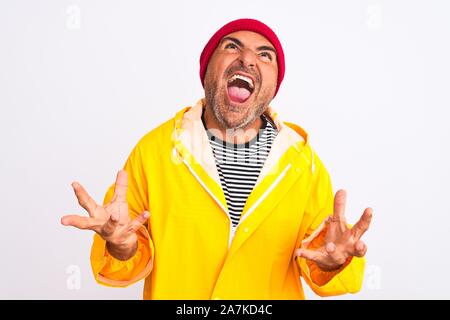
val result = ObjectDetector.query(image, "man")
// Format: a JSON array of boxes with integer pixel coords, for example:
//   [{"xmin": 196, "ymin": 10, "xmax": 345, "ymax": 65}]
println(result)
[{"xmin": 62, "ymin": 18, "xmax": 373, "ymax": 299}]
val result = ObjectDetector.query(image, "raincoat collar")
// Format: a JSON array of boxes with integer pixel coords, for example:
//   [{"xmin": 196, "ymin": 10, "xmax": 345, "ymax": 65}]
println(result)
[{"xmin": 172, "ymin": 98, "xmax": 311, "ymax": 185}]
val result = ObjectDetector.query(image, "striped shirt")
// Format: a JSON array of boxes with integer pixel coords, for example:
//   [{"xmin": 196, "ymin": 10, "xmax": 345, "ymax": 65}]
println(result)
[{"xmin": 202, "ymin": 110, "xmax": 278, "ymax": 227}]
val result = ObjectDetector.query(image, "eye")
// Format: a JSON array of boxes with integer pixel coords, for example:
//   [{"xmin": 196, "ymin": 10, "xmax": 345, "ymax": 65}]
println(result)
[
  {"xmin": 259, "ymin": 52, "xmax": 273, "ymax": 61},
  {"xmin": 225, "ymin": 43, "xmax": 238, "ymax": 50}
]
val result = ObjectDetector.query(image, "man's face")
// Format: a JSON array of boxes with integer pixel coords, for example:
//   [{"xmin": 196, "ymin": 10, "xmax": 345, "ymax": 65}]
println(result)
[{"xmin": 204, "ymin": 31, "xmax": 279, "ymax": 129}]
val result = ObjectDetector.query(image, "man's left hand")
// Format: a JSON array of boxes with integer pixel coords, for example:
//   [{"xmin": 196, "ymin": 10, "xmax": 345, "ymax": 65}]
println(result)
[{"xmin": 296, "ymin": 189, "xmax": 373, "ymax": 271}]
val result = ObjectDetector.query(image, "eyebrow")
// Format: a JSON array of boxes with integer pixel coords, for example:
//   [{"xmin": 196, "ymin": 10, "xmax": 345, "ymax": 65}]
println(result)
[
  {"xmin": 221, "ymin": 36, "xmax": 244, "ymax": 47},
  {"xmin": 221, "ymin": 36, "xmax": 277, "ymax": 57}
]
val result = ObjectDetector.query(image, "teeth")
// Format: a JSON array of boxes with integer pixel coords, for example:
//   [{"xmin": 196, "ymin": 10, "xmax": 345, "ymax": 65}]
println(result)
[{"xmin": 228, "ymin": 74, "xmax": 254, "ymax": 89}]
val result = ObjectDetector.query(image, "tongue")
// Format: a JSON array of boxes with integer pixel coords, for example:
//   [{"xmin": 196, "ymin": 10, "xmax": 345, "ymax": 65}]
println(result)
[{"xmin": 227, "ymin": 86, "xmax": 251, "ymax": 103}]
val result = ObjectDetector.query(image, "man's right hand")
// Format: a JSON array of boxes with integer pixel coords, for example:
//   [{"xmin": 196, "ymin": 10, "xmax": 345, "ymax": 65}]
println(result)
[{"xmin": 61, "ymin": 170, "xmax": 149, "ymax": 261}]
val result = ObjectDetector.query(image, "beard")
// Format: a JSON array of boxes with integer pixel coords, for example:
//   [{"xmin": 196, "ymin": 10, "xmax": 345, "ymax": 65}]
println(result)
[{"xmin": 204, "ymin": 70, "xmax": 274, "ymax": 130}]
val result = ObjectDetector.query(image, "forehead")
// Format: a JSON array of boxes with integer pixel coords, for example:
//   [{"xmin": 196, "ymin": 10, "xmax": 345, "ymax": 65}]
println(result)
[{"xmin": 221, "ymin": 30, "xmax": 273, "ymax": 48}]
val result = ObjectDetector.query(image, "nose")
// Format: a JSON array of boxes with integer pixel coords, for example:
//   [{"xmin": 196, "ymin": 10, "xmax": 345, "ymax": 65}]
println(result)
[{"xmin": 239, "ymin": 48, "xmax": 256, "ymax": 69}]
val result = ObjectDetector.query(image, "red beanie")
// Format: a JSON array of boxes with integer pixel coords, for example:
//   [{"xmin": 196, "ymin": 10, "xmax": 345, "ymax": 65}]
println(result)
[{"xmin": 199, "ymin": 18, "xmax": 285, "ymax": 97}]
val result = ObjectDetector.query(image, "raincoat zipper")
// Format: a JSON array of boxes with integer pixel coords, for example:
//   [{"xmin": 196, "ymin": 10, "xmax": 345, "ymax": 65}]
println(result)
[{"xmin": 183, "ymin": 158, "xmax": 291, "ymax": 249}]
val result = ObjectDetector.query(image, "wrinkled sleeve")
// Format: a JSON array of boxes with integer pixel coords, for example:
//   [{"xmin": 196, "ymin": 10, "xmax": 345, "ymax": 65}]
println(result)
[
  {"xmin": 90, "ymin": 144, "xmax": 154, "ymax": 287},
  {"xmin": 296, "ymin": 154, "xmax": 365, "ymax": 297}
]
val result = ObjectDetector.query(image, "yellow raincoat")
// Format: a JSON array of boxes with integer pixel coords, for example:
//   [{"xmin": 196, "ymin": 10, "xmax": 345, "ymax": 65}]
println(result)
[{"xmin": 90, "ymin": 99, "xmax": 365, "ymax": 299}]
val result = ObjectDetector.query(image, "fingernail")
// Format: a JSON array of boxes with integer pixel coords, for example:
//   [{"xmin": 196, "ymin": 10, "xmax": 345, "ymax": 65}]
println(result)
[
  {"xmin": 143, "ymin": 211, "xmax": 150, "ymax": 219},
  {"xmin": 327, "ymin": 242, "xmax": 336, "ymax": 252}
]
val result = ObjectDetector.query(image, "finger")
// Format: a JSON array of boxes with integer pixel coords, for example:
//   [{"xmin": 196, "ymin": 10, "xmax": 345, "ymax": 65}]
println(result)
[
  {"xmin": 61, "ymin": 215, "xmax": 97, "ymax": 231},
  {"xmin": 325, "ymin": 242, "xmax": 348, "ymax": 265},
  {"xmin": 113, "ymin": 170, "xmax": 128, "ymax": 202},
  {"xmin": 295, "ymin": 247, "xmax": 326, "ymax": 263},
  {"xmin": 333, "ymin": 189, "xmax": 347, "ymax": 222},
  {"xmin": 101, "ymin": 212, "xmax": 120, "ymax": 237},
  {"xmin": 72, "ymin": 182, "xmax": 97, "ymax": 216},
  {"xmin": 126, "ymin": 211, "xmax": 150, "ymax": 234},
  {"xmin": 324, "ymin": 216, "xmax": 337, "ymax": 241},
  {"xmin": 353, "ymin": 240, "xmax": 368, "ymax": 257},
  {"xmin": 351, "ymin": 207, "xmax": 373, "ymax": 240}
]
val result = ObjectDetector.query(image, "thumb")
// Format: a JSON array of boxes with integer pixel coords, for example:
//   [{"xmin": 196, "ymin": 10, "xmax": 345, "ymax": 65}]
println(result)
[
  {"xmin": 61, "ymin": 215, "xmax": 96, "ymax": 231},
  {"xmin": 296, "ymin": 247, "xmax": 324, "ymax": 263},
  {"xmin": 127, "ymin": 211, "xmax": 150, "ymax": 234}
]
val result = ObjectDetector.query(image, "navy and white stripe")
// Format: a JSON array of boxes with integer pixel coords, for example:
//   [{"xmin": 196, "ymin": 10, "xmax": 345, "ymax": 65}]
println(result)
[{"xmin": 203, "ymin": 112, "xmax": 278, "ymax": 227}]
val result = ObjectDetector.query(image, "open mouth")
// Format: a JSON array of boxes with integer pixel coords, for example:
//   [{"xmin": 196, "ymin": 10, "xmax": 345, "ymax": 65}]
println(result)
[{"xmin": 226, "ymin": 73, "xmax": 255, "ymax": 104}]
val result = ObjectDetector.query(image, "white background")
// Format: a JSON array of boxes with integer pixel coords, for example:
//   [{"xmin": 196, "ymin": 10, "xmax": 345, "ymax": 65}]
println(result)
[{"xmin": 1, "ymin": 0, "xmax": 449, "ymax": 299}]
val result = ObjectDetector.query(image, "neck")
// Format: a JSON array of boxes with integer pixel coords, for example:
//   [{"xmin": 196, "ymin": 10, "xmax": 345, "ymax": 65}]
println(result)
[{"xmin": 203, "ymin": 107, "xmax": 263, "ymax": 144}]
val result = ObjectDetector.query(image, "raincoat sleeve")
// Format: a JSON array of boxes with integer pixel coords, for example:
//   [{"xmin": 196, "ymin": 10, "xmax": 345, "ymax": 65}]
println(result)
[
  {"xmin": 296, "ymin": 155, "xmax": 365, "ymax": 297},
  {"xmin": 90, "ymin": 144, "xmax": 154, "ymax": 287}
]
